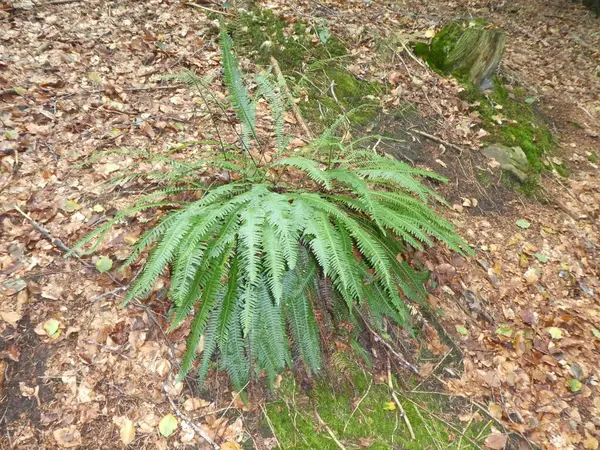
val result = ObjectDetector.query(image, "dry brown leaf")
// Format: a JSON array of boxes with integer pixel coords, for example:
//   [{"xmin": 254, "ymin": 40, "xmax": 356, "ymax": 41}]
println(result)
[
  {"xmin": 119, "ymin": 418, "xmax": 136, "ymax": 445},
  {"xmin": 484, "ymin": 432, "xmax": 508, "ymax": 449},
  {"xmin": 488, "ymin": 403, "xmax": 503, "ymax": 420},
  {"xmin": 183, "ymin": 397, "xmax": 210, "ymax": 411},
  {"xmin": 53, "ymin": 426, "xmax": 82, "ymax": 448}
]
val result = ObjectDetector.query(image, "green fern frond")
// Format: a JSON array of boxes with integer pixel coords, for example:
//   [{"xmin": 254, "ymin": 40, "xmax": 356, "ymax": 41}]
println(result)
[
  {"xmin": 73, "ymin": 30, "xmax": 474, "ymax": 396},
  {"xmin": 256, "ymin": 71, "xmax": 288, "ymax": 153},
  {"xmin": 220, "ymin": 29, "xmax": 257, "ymax": 148},
  {"xmin": 273, "ymin": 157, "xmax": 331, "ymax": 188}
]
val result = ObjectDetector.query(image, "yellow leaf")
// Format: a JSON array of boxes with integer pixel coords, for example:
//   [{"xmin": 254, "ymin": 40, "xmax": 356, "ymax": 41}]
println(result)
[
  {"xmin": 119, "ymin": 419, "xmax": 136, "ymax": 445},
  {"xmin": 383, "ymin": 401, "xmax": 396, "ymax": 411},
  {"xmin": 584, "ymin": 436, "xmax": 599, "ymax": 450},
  {"xmin": 158, "ymin": 414, "xmax": 177, "ymax": 437},
  {"xmin": 221, "ymin": 442, "xmax": 242, "ymax": 450}
]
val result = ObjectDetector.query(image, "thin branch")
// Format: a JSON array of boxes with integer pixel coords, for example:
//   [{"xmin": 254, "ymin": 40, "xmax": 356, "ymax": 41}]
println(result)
[
  {"xmin": 163, "ymin": 383, "xmax": 220, "ymax": 450},
  {"xmin": 314, "ymin": 408, "xmax": 347, "ymax": 450},
  {"xmin": 410, "ymin": 129, "xmax": 465, "ymax": 155},
  {"xmin": 13, "ymin": 205, "xmax": 74, "ymax": 255},
  {"xmin": 184, "ymin": 2, "xmax": 232, "ymax": 17},
  {"xmin": 387, "ymin": 359, "xmax": 415, "ymax": 440},
  {"xmin": 343, "ymin": 378, "xmax": 372, "ymax": 433}
]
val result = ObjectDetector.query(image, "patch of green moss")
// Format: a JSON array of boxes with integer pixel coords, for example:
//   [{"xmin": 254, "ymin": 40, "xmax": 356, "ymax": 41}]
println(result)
[
  {"xmin": 298, "ymin": 66, "xmax": 382, "ymax": 129},
  {"xmin": 413, "ymin": 19, "xmax": 488, "ymax": 75},
  {"xmin": 462, "ymin": 78, "xmax": 555, "ymax": 178},
  {"xmin": 265, "ymin": 371, "xmax": 490, "ymax": 449},
  {"xmin": 588, "ymin": 151, "xmax": 598, "ymax": 163},
  {"xmin": 230, "ymin": 9, "xmax": 346, "ymax": 74},
  {"xmin": 230, "ymin": 8, "xmax": 383, "ymax": 131}
]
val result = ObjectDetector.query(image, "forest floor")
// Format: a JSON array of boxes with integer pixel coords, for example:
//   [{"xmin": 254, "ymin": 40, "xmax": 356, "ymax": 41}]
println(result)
[{"xmin": 0, "ymin": 0, "xmax": 599, "ymax": 449}]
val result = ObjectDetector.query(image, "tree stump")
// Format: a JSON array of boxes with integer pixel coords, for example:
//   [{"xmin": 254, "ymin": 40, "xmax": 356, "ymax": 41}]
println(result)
[{"xmin": 446, "ymin": 28, "xmax": 506, "ymax": 90}]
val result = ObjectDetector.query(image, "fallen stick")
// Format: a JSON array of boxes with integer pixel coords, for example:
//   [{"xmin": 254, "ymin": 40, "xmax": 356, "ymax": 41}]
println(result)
[
  {"xmin": 387, "ymin": 359, "xmax": 415, "ymax": 440},
  {"xmin": 13, "ymin": 205, "xmax": 74, "ymax": 255},
  {"xmin": 163, "ymin": 384, "xmax": 220, "ymax": 450},
  {"xmin": 314, "ymin": 408, "xmax": 346, "ymax": 450},
  {"xmin": 411, "ymin": 129, "xmax": 465, "ymax": 155},
  {"xmin": 184, "ymin": 2, "xmax": 232, "ymax": 17}
]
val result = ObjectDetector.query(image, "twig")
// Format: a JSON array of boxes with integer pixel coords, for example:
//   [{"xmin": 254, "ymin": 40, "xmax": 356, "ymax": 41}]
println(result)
[
  {"xmin": 343, "ymin": 378, "xmax": 372, "ymax": 433},
  {"xmin": 270, "ymin": 57, "xmax": 314, "ymax": 140},
  {"xmin": 360, "ymin": 316, "xmax": 421, "ymax": 376},
  {"xmin": 46, "ymin": 0, "xmax": 82, "ymax": 5},
  {"xmin": 412, "ymin": 403, "xmax": 443, "ymax": 450},
  {"xmin": 400, "ymin": 40, "xmax": 428, "ymax": 69},
  {"xmin": 184, "ymin": 2, "xmax": 232, "ymax": 17},
  {"xmin": 398, "ymin": 393, "xmax": 483, "ymax": 449},
  {"xmin": 314, "ymin": 408, "xmax": 346, "ymax": 450},
  {"xmin": 410, "ymin": 129, "xmax": 465, "ymax": 155},
  {"xmin": 88, "ymin": 286, "xmax": 128, "ymax": 302},
  {"xmin": 13, "ymin": 205, "xmax": 74, "ymax": 254},
  {"xmin": 163, "ymin": 383, "xmax": 220, "ymax": 450},
  {"xmin": 412, "ymin": 350, "xmax": 452, "ymax": 391},
  {"xmin": 387, "ymin": 359, "xmax": 415, "ymax": 440},
  {"xmin": 260, "ymin": 403, "xmax": 281, "ymax": 448}
]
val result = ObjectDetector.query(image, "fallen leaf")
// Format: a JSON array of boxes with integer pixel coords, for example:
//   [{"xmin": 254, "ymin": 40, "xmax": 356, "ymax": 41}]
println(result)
[
  {"xmin": 158, "ymin": 414, "xmax": 178, "ymax": 437},
  {"xmin": 484, "ymin": 432, "xmax": 507, "ymax": 449},
  {"xmin": 96, "ymin": 256, "xmax": 113, "ymax": 273},
  {"xmin": 515, "ymin": 219, "xmax": 531, "ymax": 229},
  {"xmin": 567, "ymin": 379, "xmax": 582, "ymax": 392},
  {"xmin": 488, "ymin": 403, "xmax": 503, "ymax": 420},
  {"xmin": 495, "ymin": 326, "xmax": 513, "ymax": 337},
  {"xmin": 592, "ymin": 328, "xmax": 600, "ymax": 339},
  {"xmin": 383, "ymin": 401, "xmax": 396, "ymax": 411},
  {"xmin": 547, "ymin": 327, "xmax": 563, "ymax": 339},
  {"xmin": 534, "ymin": 252, "xmax": 548, "ymax": 263},
  {"xmin": 221, "ymin": 442, "xmax": 242, "ymax": 450},
  {"xmin": 43, "ymin": 319, "xmax": 61, "ymax": 339},
  {"xmin": 53, "ymin": 426, "xmax": 82, "ymax": 448},
  {"xmin": 183, "ymin": 397, "xmax": 210, "ymax": 411},
  {"xmin": 119, "ymin": 418, "xmax": 136, "ymax": 445},
  {"xmin": 584, "ymin": 435, "xmax": 599, "ymax": 449},
  {"xmin": 455, "ymin": 325, "xmax": 468, "ymax": 336},
  {"xmin": 1, "ymin": 310, "xmax": 22, "ymax": 326}
]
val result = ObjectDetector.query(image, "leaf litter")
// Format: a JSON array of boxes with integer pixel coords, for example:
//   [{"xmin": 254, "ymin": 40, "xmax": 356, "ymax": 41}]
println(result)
[{"xmin": 0, "ymin": 0, "xmax": 599, "ymax": 448}]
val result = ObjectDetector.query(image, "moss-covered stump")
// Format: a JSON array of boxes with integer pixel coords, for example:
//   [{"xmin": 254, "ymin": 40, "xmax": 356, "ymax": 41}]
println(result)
[
  {"xmin": 414, "ymin": 20, "xmax": 506, "ymax": 89},
  {"xmin": 447, "ymin": 28, "xmax": 506, "ymax": 89}
]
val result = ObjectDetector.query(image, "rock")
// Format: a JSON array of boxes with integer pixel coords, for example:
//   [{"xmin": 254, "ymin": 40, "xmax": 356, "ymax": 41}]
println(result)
[{"xmin": 481, "ymin": 143, "xmax": 528, "ymax": 182}]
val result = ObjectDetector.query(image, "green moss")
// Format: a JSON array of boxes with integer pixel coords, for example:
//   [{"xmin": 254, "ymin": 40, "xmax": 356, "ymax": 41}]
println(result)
[
  {"xmin": 462, "ymin": 78, "xmax": 555, "ymax": 179},
  {"xmin": 230, "ymin": 8, "xmax": 383, "ymax": 132},
  {"xmin": 265, "ymin": 371, "xmax": 490, "ymax": 449},
  {"xmin": 413, "ymin": 19, "xmax": 489, "ymax": 75},
  {"xmin": 230, "ymin": 9, "xmax": 347, "ymax": 74},
  {"xmin": 297, "ymin": 66, "xmax": 382, "ymax": 129},
  {"xmin": 588, "ymin": 151, "xmax": 598, "ymax": 163}
]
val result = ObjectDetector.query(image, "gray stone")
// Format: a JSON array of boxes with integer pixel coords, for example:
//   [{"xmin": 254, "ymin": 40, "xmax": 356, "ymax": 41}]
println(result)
[{"xmin": 481, "ymin": 144, "xmax": 528, "ymax": 182}]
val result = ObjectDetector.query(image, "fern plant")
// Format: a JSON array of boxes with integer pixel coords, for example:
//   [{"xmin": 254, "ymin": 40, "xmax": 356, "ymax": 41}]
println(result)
[{"xmin": 72, "ymin": 28, "xmax": 471, "ymax": 393}]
